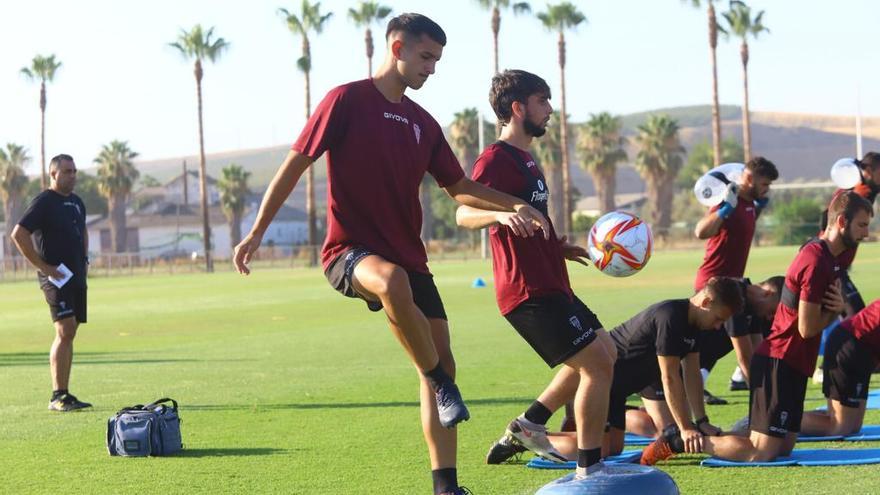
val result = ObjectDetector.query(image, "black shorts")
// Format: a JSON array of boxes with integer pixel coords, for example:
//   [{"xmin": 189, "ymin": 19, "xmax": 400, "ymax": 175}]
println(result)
[
  {"xmin": 639, "ymin": 381, "xmax": 665, "ymax": 401},
  {"xmin": 324, "ymin": 247, "xmax": 447, "ymax": 320},
  {"xmin": 699, "ymin": 328, "xmax": 734, "ymax": 371},
  {"xmin": 504, "ymin": 294, "xmax": 602, "ymax": 367},
  {"xmin": 823, "ymin": 326, "xmax": 874, "ymax": 408},
  {"xmin": 41, "ymin": 282, "xmax": 87, "ymax": 323},
  {"xmin": 607, "ymin": 357, "xmax": 659, "ymax": 430},
  {"xmin": 749, "ymin": 354, "xmax": 807, "ymax": 437}
]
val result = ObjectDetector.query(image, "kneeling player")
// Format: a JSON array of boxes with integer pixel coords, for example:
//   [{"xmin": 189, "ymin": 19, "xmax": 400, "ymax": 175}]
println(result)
[{"xmin": 800, "ymin": 300, "xmax": 880, "ymax": 436}]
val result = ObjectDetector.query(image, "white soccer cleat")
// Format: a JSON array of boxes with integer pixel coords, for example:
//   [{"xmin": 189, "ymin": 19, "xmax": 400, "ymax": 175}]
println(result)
[{"xmin": 506, "ymin": 417, "xmax": 567, "ymax": 463}]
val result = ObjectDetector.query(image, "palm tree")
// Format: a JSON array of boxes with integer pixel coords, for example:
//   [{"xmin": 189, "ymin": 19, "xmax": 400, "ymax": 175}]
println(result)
[
  {"xmin": 450, "ymin": 108, "xmax": 481, "ymax": 178},
  {"xmin": 0, "ymin": 144, "xmax": 31, "ymax": 258},
  {"xmin": 577, "ymin": 112, "xmax": 627, "ymax": 215},
  {"xmin": 279, "ymin": 1, "xmax": 333, "ymax": 267},
  {"xmin": 20, "ymin": 54, "xmax": 62, "ymax": 189},
  {"xmin": 685, "ymin": 0, "xmax": 726, "ymax": 166},
  {"xmin": 532, "ymin": 112, "xmax": 565, "ymax": 231},
  {"xmin": 95, "ymin": 140, "xmax": 140, "ymax": 254},
  {"xmin": 348, "ymin": 1, "xmax": 392, "ymax": 77},
  {"xmin": 536, "ymin": 2, "xmax": 586, "ymax": 236},
  {"xmin": 722, "ymin": 0, "xmax": 769, "ymax": 162},
  {"xmin": 635, "ymin": 114, "xmax": 686, "ymax": 240},
  {"xmin": 475, "ymin": 0, "xmax": 532, "ymax": 74},
  {"xmin": 218, "ymin": 164, "xmax": 251, "ymax": 249},
  {"xmin": 169, "ymin": 24, "xmax": 229, "ymax": 272}
]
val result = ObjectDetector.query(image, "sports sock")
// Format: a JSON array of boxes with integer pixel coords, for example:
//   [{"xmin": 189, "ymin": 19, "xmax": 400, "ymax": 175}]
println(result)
[
  {"xmin": 432, "ymin": 468, "xmax": 457, "ymax": 495},
  {"xmin": 523, "ymin": 400, "xmax": 553, "ymax": 426},
  {"xmin": 731, "ymin": 366, "xmax": 745, "ymax": 382},
  {"xmin": 51, "ymin": 389, "xmax": 67, "ymax": 401},
  {"xmin": 701, "ymin": 368, "xmax": 710, "ymax": 386},
  {"xmin": 577, "ymin": 447, "xmax": 601, "ymax": 469},
  {"xmin": 423, "ymin": 364, "xmax": 452, "ymax": 392}
]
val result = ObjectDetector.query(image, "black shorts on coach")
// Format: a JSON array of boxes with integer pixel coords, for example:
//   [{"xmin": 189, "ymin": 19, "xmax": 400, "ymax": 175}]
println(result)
[
  {"xmin": 823, "ymin": 326, "xmax": 874, "ymax": 408},
  {"xmin": 41, "ymin": 281, "xmax": 87, "ymax": 323},
  {"xmin": 749, "ymin": 354, "xmax": 807, "ymax": 438},
  {"xmin": 504, "ymin": 293, "xmax": 602, "ymax": 368},
  {"xmin": 324, "ymin": 247, "xmax": 447, "ymax": 320}
]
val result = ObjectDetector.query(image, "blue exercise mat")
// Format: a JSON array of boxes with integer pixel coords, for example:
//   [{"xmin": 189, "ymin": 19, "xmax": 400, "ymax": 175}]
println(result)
[
  {"xmin": 527, "ymin": 450, "xmax": 643, "ymax": 470},
  {"xmin": 624, "ymin": 433, "xmax": 654, "ymax": 446},
  {"xmin": 702, "ymin": 448, "xmax": 880, "ymax": 467},
  {"xmin": 843, "ymin": 425, "xmax": 880, "ymax": 441}
]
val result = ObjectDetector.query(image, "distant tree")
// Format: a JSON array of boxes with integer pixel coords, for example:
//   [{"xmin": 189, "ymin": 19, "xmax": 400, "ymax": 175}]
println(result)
[
  {"xmin": 95, "ymin": 140, "xmax": 140, "ymax": 253},
  {"xmin": 347, "ymin": 1, "xmax": 392, "ymax": 76},
  {"xmin": 577, "ymin": 112, "xmax": 627, "ymax": 215},
  {"xmin": 531, "ymin": 112, "xmax": 565, "ymax": 232},
  {"xmin": 685, "ymin": 0, "xmax": 726, "ymax": 166},
  {"xmin": 722, "ymin": 0, "xmax": 769, "ymax": 161},
  {"xmin": 0, "ymin": 144, "xmax": 30, "ymax": 256},
  {"xmin": 218, "ymin": 164, "xmax": 251, "ymax": 249},
  {"xmin": 771, "ymin": 196, "xmax": 821, "ymax": 246},
  {"xmin": 450, "ymin": 108, "xmax": 481, "ymax": 177},
  {"xmin": 20, "ymin": 54, "xmax": 62, "ymax": 189},
  {"xmin": 140, "ymin": 175, "xmax": 161, "ymax": 188},
  {"xmin": 475, "ymin": 0, "xmax": 532, "ymax": 74},
  {"xmin": 635, "ymin": 114, "xmax": 686, "ymax": 239}
]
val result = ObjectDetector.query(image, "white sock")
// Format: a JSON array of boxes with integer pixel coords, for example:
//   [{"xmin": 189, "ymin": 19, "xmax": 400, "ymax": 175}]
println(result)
[
  {"xmin": 701, "ymin": 368, "xmax": 710, "ymax": 387},
  {"xmin": 731, "ymin": 366, "xmax": 745, "ymax": 382},
  {"xmin": 517, "ymin": 415, "xmax": 545, "ymax": 431}
]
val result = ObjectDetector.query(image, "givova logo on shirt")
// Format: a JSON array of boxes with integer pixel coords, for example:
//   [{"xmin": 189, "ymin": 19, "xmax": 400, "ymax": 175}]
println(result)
[{"xmin": 383, "ymin": 112, "xmax": 409, "ymax": 124}]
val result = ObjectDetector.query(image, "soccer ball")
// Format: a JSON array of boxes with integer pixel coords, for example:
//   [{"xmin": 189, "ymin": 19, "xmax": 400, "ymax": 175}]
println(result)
[{"xmin": 587, "ymin": 211, "xmax": 653, "ymax": 277}]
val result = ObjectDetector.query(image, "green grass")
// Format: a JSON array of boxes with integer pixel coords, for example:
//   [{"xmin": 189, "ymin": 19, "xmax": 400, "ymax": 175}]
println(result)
[{"xmin": 1, "ymin": 243, "xmax": 879, "ymax": 494}]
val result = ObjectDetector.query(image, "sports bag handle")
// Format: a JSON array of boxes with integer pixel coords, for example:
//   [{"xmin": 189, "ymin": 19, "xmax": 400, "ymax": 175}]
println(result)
[{"xmin": 146, "ymin": 398, "xmax": 178, "ymax": 411}]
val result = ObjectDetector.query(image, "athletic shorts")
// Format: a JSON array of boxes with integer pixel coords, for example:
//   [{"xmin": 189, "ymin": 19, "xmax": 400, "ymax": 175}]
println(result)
[
  {"xmin": 606, "ymin": 357, "xmax": 659, "ymax": 430},
  {"xmin": 504, "ymin": 294, "xmax": 602, "ymax": 367},
  {"xmin": 40, "ymin": 281, "xmax": 87, "ymax": 323},
  {"xmin": 323, "ymin": 247, "xmax": 447, "ymax": 320},
  {"xmin": 823, "ymin": 326, "xmax": 874, "ymax": 408},
  {"xmin": 749, "ymin": 354, "xmax": 807, "ymax": 437},
  {"xmin": 699, "ymin": 328, "xmax": 734, "ymax": 371},
  {"xmin": 639, "ymin": 381, "xmax": 665, "ymax": 401}
]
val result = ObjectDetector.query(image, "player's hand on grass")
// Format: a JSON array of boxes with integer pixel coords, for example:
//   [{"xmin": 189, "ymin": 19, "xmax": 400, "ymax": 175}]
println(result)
[
  {"xmin": 682, "ymin": 428, "xmax": 704, "ymax": 454},
  {"xmin": 233, "ymin": 232, "xmax": 263, "ymax": 275},
  {"xmin": 558, "ymin": 236, "xmax": 590, "ymax": 267},
  {"xmin": 496, "ymin": 211, "xmax": 542, "ymax": 238},
  {"xmin": 822, "ymin": 279, "xmax": 845, "ymax": 314},
  {"xmin": 513, "ymin": 204, "xmax": 550, "ymax": 240}
]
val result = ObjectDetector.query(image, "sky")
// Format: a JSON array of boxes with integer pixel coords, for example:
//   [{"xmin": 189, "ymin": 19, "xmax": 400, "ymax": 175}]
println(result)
[{"xmin": 2, "ymin": 0, "xmax": 878, "ymax": 175}]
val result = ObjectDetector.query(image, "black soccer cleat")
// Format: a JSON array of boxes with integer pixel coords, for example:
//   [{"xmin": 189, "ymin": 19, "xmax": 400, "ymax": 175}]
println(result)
[
  {"xmin": 486, "ymin": 434, "xmax": 528, "ymax": 464},
  {"xmin": 704, "ymin": 389, "xmax": 729, "ymax": 405},
  {"xmin": 435, "ymin": 382, "xmax": 470, "ymax": 428},
  {"xmin": 729, "ymin": 379, "xmax": 749, "ymax": 391},
  {"xmin": 48, "ymin": 393, "xmax": 92, "ymax": 412}
]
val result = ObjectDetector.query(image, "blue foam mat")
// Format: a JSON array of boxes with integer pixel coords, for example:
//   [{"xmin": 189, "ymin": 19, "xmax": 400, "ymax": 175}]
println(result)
[
  {"xmin": 843, "ymin": 425, "xmax": 880, "ymax": 442},
  {"xmin": 527, "ymin": 450, "xmax": 643, "ymax": 470},
  {"xmin": 623, "ymin": 433, "xmax": 654, "ymax": 446},
  {"xmin": 702, "ymin": 448, "xmax": 880, "ymax": 467}
]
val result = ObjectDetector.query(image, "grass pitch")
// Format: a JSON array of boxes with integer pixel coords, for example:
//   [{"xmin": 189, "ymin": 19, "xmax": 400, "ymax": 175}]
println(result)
[{"xmin": 1, "ymin": 243, "xmax": 879, "ymax": 494}]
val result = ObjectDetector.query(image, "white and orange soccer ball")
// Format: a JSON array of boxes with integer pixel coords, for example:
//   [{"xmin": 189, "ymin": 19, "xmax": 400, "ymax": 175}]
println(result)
[{"xmin": 587, "ymin": 211, "xmax": 653, "ymax": 277}]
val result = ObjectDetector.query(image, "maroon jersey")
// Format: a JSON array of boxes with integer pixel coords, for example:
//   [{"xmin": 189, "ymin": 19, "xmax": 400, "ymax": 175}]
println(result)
[
  {"xmin": 694, "ymin": 199, "xmax": 757, "ymax": 291},
  {"xmin": 756, "ymin": 240, "xmax": 840, "ymax": 376},
  {"xmin": 293, "ymin": 79, "xmax": 464, "ymax": 274},
  {"xmin": 472, "ymin": 142, "xmax": 572, "ymax": 315},
  {"xmin": 840, "ymin": 300, "xmax": 880, "ymax": 361}
]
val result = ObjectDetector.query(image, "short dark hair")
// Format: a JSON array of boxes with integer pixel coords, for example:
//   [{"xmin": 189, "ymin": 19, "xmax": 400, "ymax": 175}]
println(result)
[
  {"xmin": 489, "ymin": 70, "xmax": 551, "ymax": 124},
  {"xmin": 758, "ymin": 276, "xmax": 785, "ymax": 295},
  {"xmin": 745, "ymin": 156, "xmax": 779, "ymax": 181},
  {"xmin": 860, "ymin": 151, "xmax": 880, "ymax": 170},
  {"xmin": 385, "ymin": 13, "xmax": 446, "ymax": 46},
  {"xmin": 704, "ymin": 276, "xmax": 745, "ymax": 314},
  {"xmin": 828, "ymin": 190, "xmax": 874, "ymax": 226},
  {"xmin": 49, "ymin": 154, "xmax": 74, "ymax": 171}
]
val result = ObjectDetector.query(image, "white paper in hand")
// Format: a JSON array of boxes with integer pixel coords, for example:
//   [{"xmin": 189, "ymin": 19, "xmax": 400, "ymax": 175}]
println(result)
[{"xmin": 48, "ymin": 263, "xmax": 73, "ymax": 288}]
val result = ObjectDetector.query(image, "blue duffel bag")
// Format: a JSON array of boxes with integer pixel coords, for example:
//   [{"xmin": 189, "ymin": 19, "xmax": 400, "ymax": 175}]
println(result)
[{"xmin": 107, "ymin": 398, "xmax": 183, "ymax": 456}]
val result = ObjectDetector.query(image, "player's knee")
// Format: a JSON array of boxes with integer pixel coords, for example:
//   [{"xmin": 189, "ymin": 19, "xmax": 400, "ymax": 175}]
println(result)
[
  {"xmin": 55, "ymin": 320, "xmax": 77, "ymax": 341},
  {"xmin": 373, "ymin": 265, "xmax": 411, "ymax": 302}
]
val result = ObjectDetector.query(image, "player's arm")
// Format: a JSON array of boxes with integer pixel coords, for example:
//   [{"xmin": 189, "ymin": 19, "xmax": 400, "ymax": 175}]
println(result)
[
  {"xmin": 444, "ymin": 177, "xmax": 549, "ymax": 239},
  {"xmin": 798, "ymin": 281, "xmax": 844, "ymax": 338},
  {"xmin": 10, "ymin": 224, "xmax": 62, "ymax": 279},
  {"xmin": 682, "ymin": 352, "xmax": 721, "ymax": 435},
  {"xmin": 730, "ymin": 335, "xmax": 754, "ymax": 383},
  {"xmin": 455, "ymin": 205, "xmax": 543, "ymax": 238},
  {"xmin": 233, "ymin": 150, "xmax": 314, "ymax": 274},
  {"xmin": 658, "ymin": 355, "xmax": 703, "ymax": 453},
  {"xmin": 694, "ymin": 209, "xmax": 724, "ymax": 239}
]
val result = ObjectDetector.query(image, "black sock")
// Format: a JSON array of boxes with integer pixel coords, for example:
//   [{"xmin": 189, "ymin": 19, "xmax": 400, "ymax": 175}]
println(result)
[
  {"xmin": 423, "ymin": 364, "xmax": 452, "ymax": 392},
  {"xmin": 52, "ymin": 389, "xmax": 67, "ymax": 401},
  {"xmin": 431, "ymin": 468, "xmax": 457, "ymax": 495},
  {"xmin": 577, "ymin": 447, "xmax": 602, "ymax": 469},
  {"xmin": 523, "ymin": 400, "xmax": 553, "ymax": 426}
]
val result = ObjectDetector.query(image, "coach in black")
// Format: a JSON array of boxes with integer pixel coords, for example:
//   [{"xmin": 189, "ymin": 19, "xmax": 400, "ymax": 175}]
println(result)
[{"xmin": 11, "ymin": 154, "xmax": 91, "ymax": 411}]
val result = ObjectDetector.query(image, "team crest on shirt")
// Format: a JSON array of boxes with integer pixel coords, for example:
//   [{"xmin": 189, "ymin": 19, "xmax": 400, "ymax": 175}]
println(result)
[{"xmin": 413, "ymin": 123, "xmax": 421, "ymax": 144}]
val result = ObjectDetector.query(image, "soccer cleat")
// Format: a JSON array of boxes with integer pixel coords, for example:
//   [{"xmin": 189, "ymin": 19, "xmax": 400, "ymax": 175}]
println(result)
[
  {"xmin": 639, "ymin": 437, "xmax": 676, "ymax": 466},
  {"xmin": 704, "ymin": 389, "xmax": 728, "ymax": 405},
  {"xmin": 506, "ymin": 417, "xmax": 567, "ymax": 463},
  {"xmin": 435, "ymin": 382, "xmax": 470, "ymax": 428},
  {"xmin": 48, "ymin": 393, "xmax": 92, "ymax": 412},
  {"xmin": 485, "ymin": 433, "xmax": 528, "ymax": 464},
  {"xmin": 729, "ymin": 379, "xmax": 749, "ymax": 391}
]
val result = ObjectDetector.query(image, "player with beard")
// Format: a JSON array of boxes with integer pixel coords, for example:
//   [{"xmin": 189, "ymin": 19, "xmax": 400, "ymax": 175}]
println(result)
[
  {"xmin": 694, "ymin": 157, "xmax": 779, "ymax": 398},
  {"xmin": 641, "ymin": 191, "xmax": 871, "ymax": 465},
  {"xmin": 233, "ymin": 15, "xmax": 550, "ymax": 495},
  {"xmin": 456, "ymin": 70, "xmax": 617, "ymax": 478}
]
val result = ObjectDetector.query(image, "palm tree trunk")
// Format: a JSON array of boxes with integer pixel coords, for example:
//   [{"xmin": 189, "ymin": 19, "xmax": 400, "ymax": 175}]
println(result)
[
  {"xmin": 547, "ymin": 164, "xmax": 565, "ymax": 233},
  {"xmin": 558, "ymin": 31, "xmax": 571, "ymax": 237},
  {"xmin": 708, "ymin": 3, "xmax": 722, "ymax": 166},
  {"xmin": 492, "ymin": 7, "xmax": 500, "ymax": 74},
  {"xmin": 230, "ymin": 211, "xmax": 242, "ymax": 248},
  {"xmin": 111, "ymin": 193, "xmax": 128, "ymax": 253},
  {"xmin": 658, "ymin": 175, "xmax": 675, "ymax": 240},
  {"xmin": 194, "ymin": 60, "xmax": 213, "ymax": 272},
  {"xmin": 304, "ymin": 37, "xmax": 317, "ymax": 267},
  {"xmin": 645, "ymin": 173, "xmax": 664, "ymax": 239},
  {"xmin": 740, "ymin": 40, "xmax": 751, "ymax": 162},
  {"xmin": 40, "ymin": 82, "xmax": 47, "ymax": 189},
  {"xmin": 592, "ymin": 169, "xmax": 616, "ymax": 215},
  {"xmin": 365, "ymin": 28, "xmax": 374, "ymax": 77}
]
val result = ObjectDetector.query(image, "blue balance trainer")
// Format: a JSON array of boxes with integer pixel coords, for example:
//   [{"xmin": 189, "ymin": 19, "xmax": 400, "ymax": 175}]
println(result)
[{"xmin": 535, "ymin": 464, "xmax": 679, "ymax": 495}]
